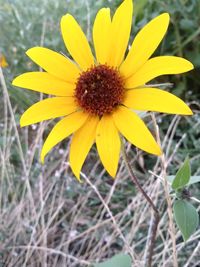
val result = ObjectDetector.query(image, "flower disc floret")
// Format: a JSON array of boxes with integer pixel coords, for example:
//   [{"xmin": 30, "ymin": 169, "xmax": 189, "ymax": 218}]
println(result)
[{"xmin": 75, "ymin": 65, "xmax": 125, "ymax": 116}]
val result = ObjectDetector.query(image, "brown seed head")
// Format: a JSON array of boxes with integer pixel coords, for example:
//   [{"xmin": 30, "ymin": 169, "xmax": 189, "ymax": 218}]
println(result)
[{"xmin": 75, "ymin": 65, "xmax": 125, "ymax": 116}]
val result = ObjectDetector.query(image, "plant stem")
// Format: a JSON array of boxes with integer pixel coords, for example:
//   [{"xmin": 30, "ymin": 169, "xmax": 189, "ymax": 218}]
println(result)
[
  {"xmin": 121, "ymin": 144, "xmax": 159, "ymax": 267},
  {"xmin": 151, "ymin": 113, "xmax": 178, "ymax": 267}
]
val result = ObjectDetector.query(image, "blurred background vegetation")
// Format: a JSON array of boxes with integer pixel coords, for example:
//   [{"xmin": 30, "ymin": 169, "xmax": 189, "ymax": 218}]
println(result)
[{"xmin": 0, "ymin": 0, "xmax": 200, "ymax": 266}]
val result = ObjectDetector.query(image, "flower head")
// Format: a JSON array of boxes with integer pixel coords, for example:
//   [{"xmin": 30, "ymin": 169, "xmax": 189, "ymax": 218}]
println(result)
[
  {"xmin": 13, "ymin": 0, "xmax": 193, "ymax": 180},
  {"xmin": 0, "ymin": 53, "xmax": 8, "ymax": 68}
]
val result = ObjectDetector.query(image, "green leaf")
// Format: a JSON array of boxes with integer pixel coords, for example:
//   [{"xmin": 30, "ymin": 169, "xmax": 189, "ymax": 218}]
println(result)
[
  {"xmin": 94, "ymin": 253, "xmax": 132, "ymax": 267},
  {"xmin": 168, "ymin": 176, "xmax": 200, "ymax": 186},
  {"xmin": 172, "ymin": 158, "xmax": 191, "ymax": 190},
  {"xmin": 173, "ymin": 200, "xmax": 199, "ymax": 241},
  {"xmin": 189, "ymin": 176, "xmax": 200, "ymax": 185}
]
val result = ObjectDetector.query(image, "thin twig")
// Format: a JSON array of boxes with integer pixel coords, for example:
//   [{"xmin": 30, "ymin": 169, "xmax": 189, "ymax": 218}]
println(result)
[
  {"xmin": 0, "ymin": 67, "xmax": 36, "ymax": 215},
  {"xmin": 125, "ymin": 82, "xmax": 173, "ymax": 90},
  {"xmin": 81, "ymin": 171, "xmax": 135, "ymax": 262},
  {"xmin": 190, "ymin": 197, "xmax": 200, "ymax": 204},
  {"xmin": 151, "ymin": 113, "xmax": 178, "ymax": 267},
  {"xmin": 8, "ymin": 246, "xmax": 91, "ymax": 265},
  {"xmin": 143, "ymin": 82, "xmax": 174, "ymax": 89},
  {"xmin": 121, "ymin": 142, "xmax": 159, "ymax": 267}
]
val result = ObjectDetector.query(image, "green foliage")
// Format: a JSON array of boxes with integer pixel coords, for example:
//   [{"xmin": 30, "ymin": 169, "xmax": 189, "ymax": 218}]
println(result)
[
  {"xmin": 173, "ymin": 200, "xmax": 199, "ymax": 241},
  {"xmin": 134, "ymin": 0, "xmax": 149, "ymax": 17},
  {"xmin": 93, "ymin": 253, "xmax": 132, "ymax": 267},
  {"xmin": 170, "ymin": 158, "xmax": 199, "ymax": 241},
  {"xmin": 168, "ymin": 175, "xmax": 200, "ymax": 186},
  {"xmin": 172, "ymin": 157, "xmax": 190, "ymax": 190}
]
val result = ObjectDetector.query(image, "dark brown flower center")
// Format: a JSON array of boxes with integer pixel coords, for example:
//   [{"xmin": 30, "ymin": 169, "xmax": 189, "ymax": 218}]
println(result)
[{"xmin": 75, "ymin": 65, "xmax": 125, "ymax": 116}]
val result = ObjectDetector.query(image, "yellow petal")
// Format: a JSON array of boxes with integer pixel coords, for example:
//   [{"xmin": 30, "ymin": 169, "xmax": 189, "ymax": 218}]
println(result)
[
  {"xmin": 12, "ymin": 72, "xmax": 75, "ymax": 96},
  {"xmin": 120, "ymin": 13, "xmax": 170, "ymax": 78},
  {"xmin": 70, "ymin": 116, "xmax": 99, "ymax": 180},
  {"xmin": 26, "ymin": 47, "xmax": 80, "ymax": 83},
  {"xmin": 107, "ymin": 0, "xmax": 133, "ymax": 67},
  {"xmin": 93, "ymin": 8, "xmax": 111, "ymax": 64},
  {"xmin": 113, "ymin": 106, "xmax": 161, "ymax": 155},
  {"xmin": 125, "ymin": 56, "xmax": 194, "ymax": 88},
  {"xmin": 123, "ymin": 88, "xmax": 193, "ymax": 115},
  {"xmin": 61, "ymin": 14, "xmax": 94, "ymax": 70},
  {"xmin": 96, "ymin": 115, "xmax": 121, "ymax": 178},
  {"xmin": 20, "ymin": 97, "xmax": 78, "ymax": 127},
  {"xmin": 41, "ymin": 111, "xmax": 88, "ymax": 163}
]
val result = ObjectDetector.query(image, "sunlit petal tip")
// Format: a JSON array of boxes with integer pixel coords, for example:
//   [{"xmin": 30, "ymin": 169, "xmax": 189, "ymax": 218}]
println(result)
[
  {"xmin": 96, "ymin": 115, "xmax": 120, "ymax": 177},
  {"xmin": 126, "ymin": 56, "xmax": 195, "ymax": 88},
  {"xmin": 70, "ymin": 116, "xmax": 99, "ymax": 179},
  {"xmin": 74, "ymin": 172, "xmax": 81, "ymax": 182},
  {"xmin": 25, "ymin": 47, "xmax": 80, "ymax": 83},
  {"xmin": 109, "ymin": 170, "xmax": 117, "ymax": 179},
  {"xmin": 176, "ymin": 101, "xmax": 193, "ymax": 115},
  {"xmin": 25, "ymin": 48, "xmax": 31, "ymax": 56},
  {"xmin": 106, "ymin": 162, "xmax": 118, "ymax": 178},
  {"xmin": 127, "ymin": 0, "xmax": 133, "ymax": 14},
  {"xmin": 123, "ymin": 88, "xmax": 193, "ymax": 116},
  {"xmin": 40, "ymin": 153, "xmax": 45, "ymax": 164},
  {"xmin": 69, "ymin": 157, "xmax": 80, "ymax": 181},
  {"xmin": 161, "ymin": 12, "xmax": 170, "ymax": 21},
  {"xmin": 147, "ymin": 140, "xmax": 162, "ymax": 156},
  {"xmin": 70, "ymin": 166, "xmax": 82, "ymax": 183},
  {"xmin": 107, "ymin": 0, "xmax": 133, "ymax": 67},
  {"xmin": 12, "ymin": 76, "xmax": 19, "ymax": 86},
  {"xmin": 40, "ymin": 146, "xmax": 47, "ymax": 164},
  {"xmin": 61, "ymin": 13, "xmax": 71, "ymax": 23},
  {"xmin": 122, "ymin": 0, "xmax": 133, "ymax": 12},
  {"xmin": 93, "ymin": 7, "xmax": 111, "ymax": 64},
  {"xmin": 70, "ymin": 155, "xmax": 86, "ymax": 181},
  {"xmin": 116, "ymin": 0, "xmax": 132, "ymax": 9},
  {"xmin": 61, "ymin": 13, "xmax": 94, "ymax": 70},
  {"xmin": 113, "ymin": 107, "xmax": 163, "ymax": 156},
  {"xmin": 18, "ymin": 97, "xmax": 78, "ymax": 127},
  {"xmin": 40, "ymin": 112, "xmax": 88, "ymax": 169},
  {"xmin": 12, "ymin": 72, "xmax": 76, "ymax": 96},
  {"xmin": 182, "ymin": 59, "xmax": 194, "ymax": 72},
  {"xmin": 185, "ymin": 106, "xmax": 193, "ymax": 115},
  {"xmin": 20, "ymin": 114, "xmax": 28, "ymax": 128},
  {"xmin": 76, "ymin": 177, "xmax": 83, "ymax": 183},
  {"xmin": 124, "ymin": 0, "xmax": 133, "ymax": 7},
  {"xmin": 120, "ymin": 11, "xmax": 170, "ymax": 78},
  {"xmin": 187, "ymin": 61, "xmax": 194, "ymax": 71},
  {"xmin": 12, "ymin": 74, "xmax": 29, "ymax": 88},
  {"xmin": 25, "ymin": 47, "xmax": 38, "ymax": 57},
  {"xmin": 155, "ymin": 146, "xmax": 163, "ymax": 156},
  {"xmin": 159, "ymin": 12, "xmax": 170, "ymax": 27}
]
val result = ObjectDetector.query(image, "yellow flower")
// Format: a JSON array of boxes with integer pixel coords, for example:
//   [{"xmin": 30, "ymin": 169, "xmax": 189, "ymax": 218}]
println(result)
[
  {"xmin": 13, "ymin": 0, "xmax": 193, "ymax": 180},
  {"xmin": 0, "ymin": 53, "xmax": 8, "ymax": 68}
]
